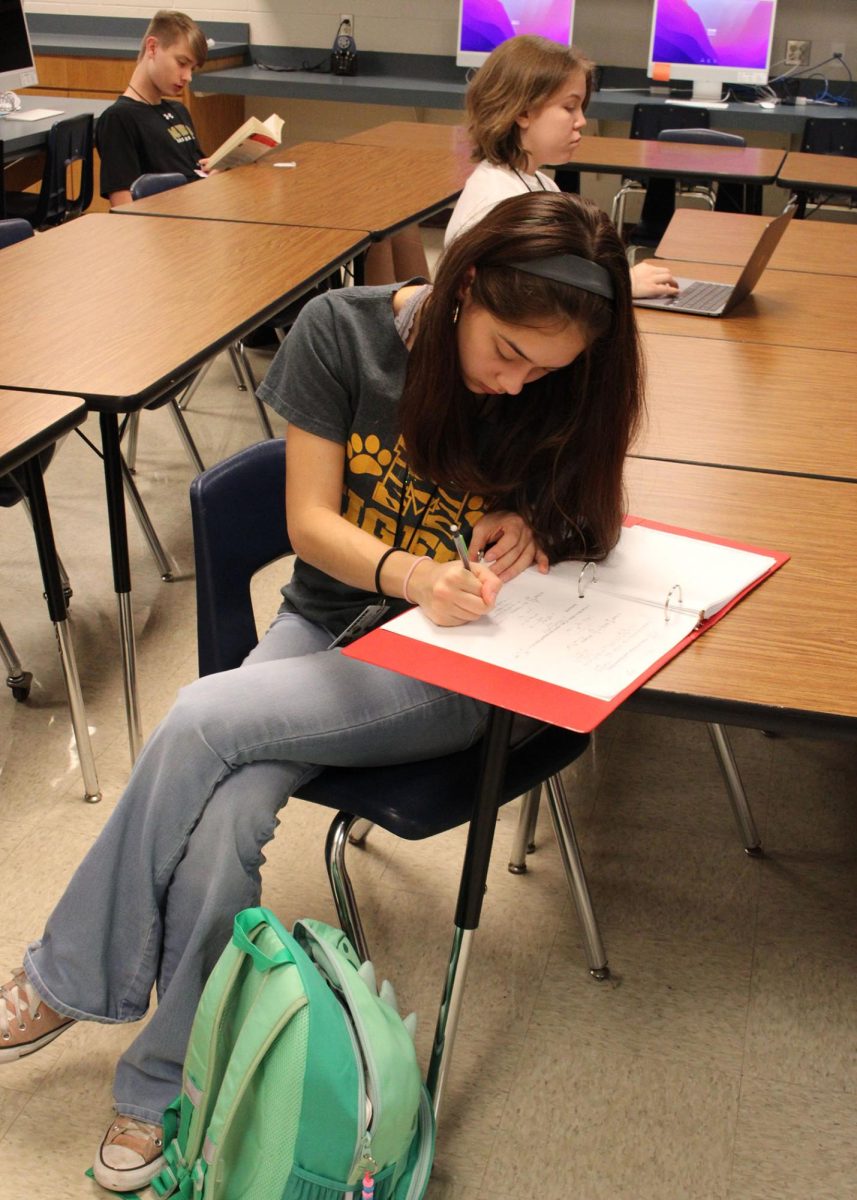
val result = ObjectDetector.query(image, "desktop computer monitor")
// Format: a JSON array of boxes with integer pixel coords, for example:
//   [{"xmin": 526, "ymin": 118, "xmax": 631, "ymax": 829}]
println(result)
[
  {"xmin": 456, "ymin": 0, "xmax": 576, "ymax": 69},
  {"xmin": 647, "ymin": 0, "xmax": 777, "ymax": 102},
  {"xmin": 0, "ymin": 0, "xmax": 38, "ymax": 93}
]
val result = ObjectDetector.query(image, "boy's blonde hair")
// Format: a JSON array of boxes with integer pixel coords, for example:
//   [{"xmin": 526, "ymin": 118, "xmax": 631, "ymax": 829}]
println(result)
[
  {"xmin": 466, "ymin": 35, "xmax": 593, "ymax": 170},
  {"xmin": 138, "ymin": 10, "xmax": 208, "ymax": 67}
]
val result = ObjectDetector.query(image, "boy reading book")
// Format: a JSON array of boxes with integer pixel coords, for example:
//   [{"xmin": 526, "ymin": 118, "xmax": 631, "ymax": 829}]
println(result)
[{"xmin": 96, "ymin": 10, "xmax": 210, "ymax": 207}]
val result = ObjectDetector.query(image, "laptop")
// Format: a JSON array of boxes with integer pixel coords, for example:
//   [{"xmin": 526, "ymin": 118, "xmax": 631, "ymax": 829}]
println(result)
[{"xmin": 633, "ymin": 207, "xmax": 795, "ymax": 317}]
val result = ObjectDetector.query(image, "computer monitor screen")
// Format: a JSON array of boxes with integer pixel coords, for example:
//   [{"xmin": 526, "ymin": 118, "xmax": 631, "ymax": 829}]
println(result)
[
  {"xmin": 456, "ymin": 1, "xmax": 576, "ymax": 69},
  {"xmin": 648, "ymin": 0, "xmax": 777, "ymax": 101},
  {"xmin": 0, "ymin": 0, "xmax": 38, "ymax": 93}
]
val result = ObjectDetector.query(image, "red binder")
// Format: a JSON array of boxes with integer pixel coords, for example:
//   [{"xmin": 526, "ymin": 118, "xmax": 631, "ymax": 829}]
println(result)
[{"xmin": 343, "ymin": 516, "xmax": 789, "ymax": 733}]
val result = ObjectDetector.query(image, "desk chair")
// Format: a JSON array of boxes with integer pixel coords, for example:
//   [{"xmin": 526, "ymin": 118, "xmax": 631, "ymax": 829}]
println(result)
[
  {"xmin": 628, "ymin": 128, "xmax": 748, "ymax": 257},
  {"xmin": 190, "ymin": 439, "xmax": 600, "ymax": 1112},
  {"xmin": 611, "ymin": 103, "xmax": 710, "ymax": 235},
  {"xmin": 792, "ymin": 118, "xmax": 857, "ymax": 218},
  {"xmin": 4, "ymin": 115, "xmax": 94, "ymax": 230}
]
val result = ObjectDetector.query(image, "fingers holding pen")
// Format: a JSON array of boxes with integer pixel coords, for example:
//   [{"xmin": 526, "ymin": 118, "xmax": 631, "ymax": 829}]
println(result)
[{"xmin": 408, "ymin": 559, "xmax": 501, "ymax": 626}]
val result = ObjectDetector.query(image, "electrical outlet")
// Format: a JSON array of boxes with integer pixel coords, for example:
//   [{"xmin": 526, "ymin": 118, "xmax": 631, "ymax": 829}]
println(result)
[
  {"xmin": 785, "ymin": 39, "xmax": 811, "ymax": 67},
  {"xmin": 339, "ymin": 13, "xmax": 353, "ymax": 35},
  {"xmin": 832, "ymin": 41, "xmax": 846, "ymax": 59}
]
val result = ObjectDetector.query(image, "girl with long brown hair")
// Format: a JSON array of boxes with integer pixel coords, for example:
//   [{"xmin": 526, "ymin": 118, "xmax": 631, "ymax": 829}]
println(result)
[{"xmin": 0, "ymin": 191, "xmax": 642, "ymax": 1194}]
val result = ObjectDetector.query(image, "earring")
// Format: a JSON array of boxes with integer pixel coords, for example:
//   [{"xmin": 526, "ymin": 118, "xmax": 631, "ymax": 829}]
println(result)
[{"xmin": 452, "ymin": 301, "xmax": 460, "ymax": 325}]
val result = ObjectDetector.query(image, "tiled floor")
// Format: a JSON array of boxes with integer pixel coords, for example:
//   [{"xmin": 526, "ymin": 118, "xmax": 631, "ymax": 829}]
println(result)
[{"xmin": 2, "ymin": 338, "xmax": 856, "ymax": 1199}]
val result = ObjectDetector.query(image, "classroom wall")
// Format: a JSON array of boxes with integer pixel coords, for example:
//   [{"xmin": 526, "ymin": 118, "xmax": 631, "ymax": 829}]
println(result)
[{"xmin": 23, "ymin": 0, "xmax": 857, "ymax": 69}]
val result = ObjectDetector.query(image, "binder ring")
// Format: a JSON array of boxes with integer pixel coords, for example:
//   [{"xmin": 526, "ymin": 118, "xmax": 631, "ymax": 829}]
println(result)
[
  {"xmin": 664, "ymin": 583, "xmax": 683, "ymax": 622},
  {"xmin": 578, "ymin": 561, "xmax": 598, "ymax": 598}
]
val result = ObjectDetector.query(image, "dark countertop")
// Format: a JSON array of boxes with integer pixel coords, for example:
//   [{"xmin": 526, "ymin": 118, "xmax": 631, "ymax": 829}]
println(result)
[{"xmin": 27, "ymin": 14, "xmax": 248, "ymax": 61}]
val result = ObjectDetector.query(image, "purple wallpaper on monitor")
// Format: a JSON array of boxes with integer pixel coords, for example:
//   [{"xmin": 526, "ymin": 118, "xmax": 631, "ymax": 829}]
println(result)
[
  {"xmin": 460, "ymin": 0, "xmax": 573, "ymax": 54},
  {"xmin": 652, "ymin": 0, "xmax": 776, "ymax": 68}
]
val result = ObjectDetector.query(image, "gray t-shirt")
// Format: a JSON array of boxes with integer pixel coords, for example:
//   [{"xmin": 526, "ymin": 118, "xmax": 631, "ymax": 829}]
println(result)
[{"xmin": 257, "ymin": 285, "xmax": 489, "ymax": 638}]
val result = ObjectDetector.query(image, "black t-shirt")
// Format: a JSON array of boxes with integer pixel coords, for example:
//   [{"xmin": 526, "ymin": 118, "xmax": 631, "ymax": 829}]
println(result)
[{"xmin": 96, "ymin": 96, "xmax": 204, "ymax": 198}]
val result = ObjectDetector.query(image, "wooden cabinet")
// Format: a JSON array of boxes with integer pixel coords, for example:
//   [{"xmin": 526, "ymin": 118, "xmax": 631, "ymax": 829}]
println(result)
[{"xmin": 23, "ymin": 54, "xmax": 245, "ymax": 212}]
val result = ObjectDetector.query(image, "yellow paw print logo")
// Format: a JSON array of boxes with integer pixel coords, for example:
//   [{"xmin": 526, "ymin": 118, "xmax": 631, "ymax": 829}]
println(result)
[
  {"xmin": 464, "ymin": 495, "xmax": 485, "ymax": 529},
  {"xmin": 348, "ymin": 433, "xmax": 392, "ymax": 477}
]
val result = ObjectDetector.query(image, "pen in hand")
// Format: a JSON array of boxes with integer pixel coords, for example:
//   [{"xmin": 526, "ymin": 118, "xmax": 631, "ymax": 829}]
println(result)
[{"xmin": 448, "ymin": 523, "xmax": 471, "ymax": 571}]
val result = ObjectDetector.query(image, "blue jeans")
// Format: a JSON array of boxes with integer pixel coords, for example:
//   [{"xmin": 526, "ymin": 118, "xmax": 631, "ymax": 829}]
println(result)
[{"xmin": 24, "ymin": 612, "xmax": 489, "ymax": 1123}]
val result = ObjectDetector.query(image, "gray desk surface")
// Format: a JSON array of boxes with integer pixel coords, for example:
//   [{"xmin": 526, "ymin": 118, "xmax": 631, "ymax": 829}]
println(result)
[
  {"xmin": 193, "ymin": 64, "xmax": 468, "ymax": 110},
  {"xmin": 586, "ymin": 89, "xmax": 854, "ymax": 134},
  {"xmin": 0, "ymin": 94, "xmax": 112, "ymax": 154},
  {"xmin": 191, "ymin": 67, "xmax": 850, "ymax": 135},
  {"xmin": 30, "ymin": 32, "xmax": 245, "ymax": 61}
]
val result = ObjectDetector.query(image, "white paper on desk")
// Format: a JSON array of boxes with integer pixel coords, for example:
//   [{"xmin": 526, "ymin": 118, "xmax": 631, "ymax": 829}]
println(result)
[
  {"xmin": 383, "ymin": 561, "xmax": 699, "ymax": 702},
  {"xmin": 382, "ymin": 523, "xmax": 776, "ymax": 702}
]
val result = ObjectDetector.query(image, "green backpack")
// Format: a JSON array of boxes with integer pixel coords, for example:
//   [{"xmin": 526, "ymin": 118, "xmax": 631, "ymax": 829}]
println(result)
[{"xmin": 151, "ymin": 907, "xmax": 435, "ymax": 1200}]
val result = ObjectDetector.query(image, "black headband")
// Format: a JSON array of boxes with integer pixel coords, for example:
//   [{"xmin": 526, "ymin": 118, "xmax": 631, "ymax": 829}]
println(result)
[{"xmin": 508, "ymin": 254, "xmax": 614, "ymax": 301}]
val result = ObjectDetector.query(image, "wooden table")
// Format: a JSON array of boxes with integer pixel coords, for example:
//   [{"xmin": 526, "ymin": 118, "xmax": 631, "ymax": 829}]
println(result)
[
  {"xmin": 113, "ymin": 141, "xmax": 473, "ymax": 237},
  {"xmin": 0, "ymin": 389, "xmax": 100, "ymax": 801},
  {"xmin": 571, "ymin": 135, "xmax": 785, "ymax": 184},
  {"xmin": 338, "ymin": 120, "xmax": 472, "ymax": 160},
  {"xmin": 776, "ymin": 151, "xmax": 857, "ymax": 197},
  {"xmin": 636, "ymin": 334, "xmax": 857, "ymax": 483},
  {"xmin": 655, "ymin": 208, "xmax": 857, "ymax": 277},
  {"xmin": 633, "ymin": 259, "xmax": 857, "ymax": 354},
  {"xmin": 0, "ymin": 214, "xmax": 368, "ymax": 761},
  {"xmin": 626, "ymin": 457, "xmax": 857, "ymax": 736}
]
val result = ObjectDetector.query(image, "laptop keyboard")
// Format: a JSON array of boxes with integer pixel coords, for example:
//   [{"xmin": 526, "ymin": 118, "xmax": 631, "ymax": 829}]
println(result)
[{"xmin": 668, "ymin": 281, "xmax": 733, "ymax": 311}]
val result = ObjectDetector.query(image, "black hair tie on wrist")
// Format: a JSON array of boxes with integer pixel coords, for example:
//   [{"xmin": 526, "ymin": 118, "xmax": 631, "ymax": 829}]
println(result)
[{"xmin": 374, "ymin": 546, "xmax": 402, "ymax": 596}]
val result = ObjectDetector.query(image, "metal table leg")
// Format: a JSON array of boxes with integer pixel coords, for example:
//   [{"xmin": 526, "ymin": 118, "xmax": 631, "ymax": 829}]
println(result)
[
  {"xmin": 21, "ymin": 458, "xmax": 101, "ymax": 802},
  {"xmin": 100, "ymin": 412, "xmax": 142, "ymax": 763}
]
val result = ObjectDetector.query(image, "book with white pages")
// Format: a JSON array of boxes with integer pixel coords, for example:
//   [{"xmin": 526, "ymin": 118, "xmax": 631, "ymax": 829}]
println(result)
[
  {"xmin": 204, "ymin": 113, "xmax": 285, "ymax": 171},
  {"xmin": 344, "ymin": 517, "xmax": 789, "ymax": 733}
]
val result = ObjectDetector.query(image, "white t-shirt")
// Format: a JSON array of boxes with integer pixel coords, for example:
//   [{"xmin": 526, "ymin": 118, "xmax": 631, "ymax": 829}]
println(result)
[{"xmin": 444, "ymin": 160, "xmax": 559, "ymax": 247}]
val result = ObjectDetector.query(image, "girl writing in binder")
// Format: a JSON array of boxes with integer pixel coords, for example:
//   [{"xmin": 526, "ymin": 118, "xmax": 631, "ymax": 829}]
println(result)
[
  {"xmin": 0, "ymin": 191, "xmax": 643, "ymax": 1193},
  {"xmin": 446, "ymin": 34, "xmax": 680, "ymax": 300}
]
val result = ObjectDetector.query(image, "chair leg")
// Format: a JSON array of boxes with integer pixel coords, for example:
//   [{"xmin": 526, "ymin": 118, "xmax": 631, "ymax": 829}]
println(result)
[
  {"xmin": 227, "ymin": 342, "xmax": 247, "ymax": 391},
  {"xmin": 544, "ymin": 773, "xmax": 610, "ymax": 981},
  {"xmin": 0, "ymin": 618, "xmax": 33, "ymax": 701},
  {"xmin": 232, "ymin": 345, "xmax": 275, "ymax": 440},
  {"xmin": 177, "ymin": 358, "xmax": 214, "ymax": 412},
  {"xmin": 348, "ymin": 818, "xmax": 374, "ymax": 846},
  {"xmin": 120, "ymin": 457, "xmax": 174, "ymax": 581},
  {"xmin": 166, "ymin": 399, "xmax": 205, "ymax": 475},
  {"xmin": 707, "ymin": 722, "xmax": 762, "ymax": 855},
  {"xmin": 508, "ymin": 785, "xmax": 541, "ymax": 873},
  {"xmin": 325, "ymin": 812, "xmax": 371, "ymax": 962},
  {"xmin": 125, "ymin": 410, "xmax": 141, "ymax": 473}
]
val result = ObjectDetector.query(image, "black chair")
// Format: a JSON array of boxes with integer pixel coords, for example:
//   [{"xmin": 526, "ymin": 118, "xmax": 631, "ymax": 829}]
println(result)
[
  {"xmin": 4, "ymin": 114, "xmax": 94, "ymax": 230},
  {"xmin": 190, "ymin": 439, "xmax": 604, "ymax": 1113},
  {"xmin": 611, "ymin": 103, "xmax": 710, "ymax": 235},
  {"xmin": 792, "ymin": 118, "xmax": 857, "ymax": 218}
]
